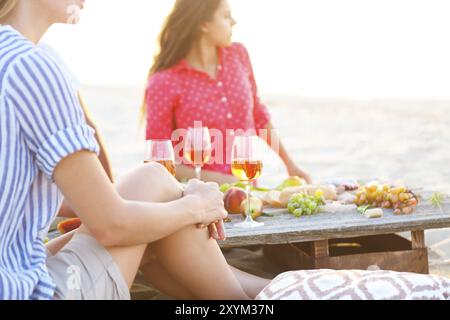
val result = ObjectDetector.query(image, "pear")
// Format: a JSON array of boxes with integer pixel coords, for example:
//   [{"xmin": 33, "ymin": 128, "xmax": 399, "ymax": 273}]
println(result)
[{"xmin": 240, "ymin": 197, "xmax": 263, "ymax": 220}]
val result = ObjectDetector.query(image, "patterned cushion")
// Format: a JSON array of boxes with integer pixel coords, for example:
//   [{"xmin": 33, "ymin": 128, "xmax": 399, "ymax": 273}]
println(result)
[{"xmin": 256, "ymin": 270, "xmax": 450, "ymax": 300}]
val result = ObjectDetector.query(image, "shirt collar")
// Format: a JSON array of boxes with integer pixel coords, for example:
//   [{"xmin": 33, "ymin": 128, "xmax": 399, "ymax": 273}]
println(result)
[{"xmin": 172, "ymin": 46, "xmax": 225, "ymax": 73}]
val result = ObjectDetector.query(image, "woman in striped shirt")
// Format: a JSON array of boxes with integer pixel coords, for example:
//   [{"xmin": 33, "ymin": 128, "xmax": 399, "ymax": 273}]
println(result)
[{"xmin": 0, "ymin": 0, "xmax": 270, "ymax": 300}]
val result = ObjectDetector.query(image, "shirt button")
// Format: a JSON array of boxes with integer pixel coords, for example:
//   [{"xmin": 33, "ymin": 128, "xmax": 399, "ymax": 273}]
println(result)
[
  {"xmin": 217, "ymin": 65, "xmax": 223, "ymax": 71},
  {"xmin": 227, "ymin": 113, "xmax": 233, "ymax": 119},
  {"xmin": 217, "ymin": 81, "xmax": 223, "ymax": 87},
  {"xmin": 221, "ymin": 97, "xmax": 228, "ymax": 103}
]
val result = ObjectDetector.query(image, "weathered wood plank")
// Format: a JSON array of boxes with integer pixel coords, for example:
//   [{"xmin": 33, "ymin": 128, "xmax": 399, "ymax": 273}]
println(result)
[
  {"xmin": 264, "ymin": 235, "xmax": 429, "ymax": 274},
  {"xmin": 263, "ymin": 244, "xmax": 314, "ymax": 271},
  {"xmin": 220, "ymin": 192, "xmax": 450, "ymax": 248},
  {"xmin": 411, "ymin": 230, "xmax": 425, "ymax": 249},
  {"xmin": 316, "ymin": 249, "xmax": 429, "ymax": 274}
]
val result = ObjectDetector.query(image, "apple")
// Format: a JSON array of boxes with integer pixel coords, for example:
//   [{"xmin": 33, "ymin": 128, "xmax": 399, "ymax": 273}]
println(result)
[
  {"xmin": 224, "ymin": 188, "xmax": 247, "ymax": 214},
  {"xmin": 240, "ymin": 197, "xmax": 263, "ymax": 220}
]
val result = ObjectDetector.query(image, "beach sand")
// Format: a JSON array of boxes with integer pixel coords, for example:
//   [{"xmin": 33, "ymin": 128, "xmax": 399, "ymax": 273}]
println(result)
[{"xmin": 80, "ymin": 85, "xmax": 450, "ymax": 299}]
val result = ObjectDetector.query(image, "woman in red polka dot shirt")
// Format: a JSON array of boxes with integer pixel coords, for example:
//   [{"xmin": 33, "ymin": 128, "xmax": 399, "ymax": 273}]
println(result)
[{"xmin": 142, "ymin": 0, "xmax": 312, "ymax": 185}]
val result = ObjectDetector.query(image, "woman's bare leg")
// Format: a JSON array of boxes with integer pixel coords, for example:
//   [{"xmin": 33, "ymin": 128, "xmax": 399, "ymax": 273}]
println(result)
[
  {"xmin": 127, "ymin": 165, "xmax": 270, "ymax": 299},
  {"xmin": 139, "ymin": 241, "xmax": 271, "ymax": 300},
  {"xmin": 76, "ymin": 163, "xmax": 250, "ymax": 299},
  {"xmin": 144, "ymin": 224, "xmax": 248, "ymax": 300},
  {"xmin": 176, "ymin": 164, "xmax": 237, "ymax": 185},
  {"xmin": 229, "ymin": 266, "xmax": 271, "ymax": 299},
  {"xmin": 139, "ymin": 254, "xmax": 195, "ymax": 300}
]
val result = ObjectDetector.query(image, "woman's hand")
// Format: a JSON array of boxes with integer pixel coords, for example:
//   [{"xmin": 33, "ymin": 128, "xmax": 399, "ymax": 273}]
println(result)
[
  {"xmin": 183, "ymin": 179, "xmax": 228, "ymax": 240},
  {"xmin": 208, "ymin": 220, "xmax": 227, "ymax": 241},
  {"xmin": 287, "ymin": 164, "xmax": 313, "ymax": 184}
]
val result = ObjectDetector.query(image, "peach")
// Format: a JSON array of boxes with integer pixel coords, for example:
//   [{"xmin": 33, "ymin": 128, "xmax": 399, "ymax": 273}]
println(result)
[{"xmin": 224, "ymin": 187, "xmax": 247, "ymax": 214}]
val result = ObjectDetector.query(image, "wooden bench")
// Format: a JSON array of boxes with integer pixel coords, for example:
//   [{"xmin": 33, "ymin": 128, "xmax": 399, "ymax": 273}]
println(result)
[{"xmin": 220, "ymin": 189, "xmax": 450, "ymax": 274}]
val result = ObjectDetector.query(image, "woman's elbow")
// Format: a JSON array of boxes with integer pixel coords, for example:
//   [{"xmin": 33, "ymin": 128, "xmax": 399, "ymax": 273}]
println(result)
[
  {"xmin": 88, "ymin": 225, "xmax": 118, "ymax": 247},
  {"xmin": 88, "ymin": 210, "xmax": 124, "ymax": 247},
  {"xmin": 90, "ymin": 229, "xmax": 116, "ymax": 247}
]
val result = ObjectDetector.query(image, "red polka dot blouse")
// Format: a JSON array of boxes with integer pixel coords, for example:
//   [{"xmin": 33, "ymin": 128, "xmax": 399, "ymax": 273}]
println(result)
[{"xmin": 145, "ymin": 43, "xmax": 271, "ymax": 175}]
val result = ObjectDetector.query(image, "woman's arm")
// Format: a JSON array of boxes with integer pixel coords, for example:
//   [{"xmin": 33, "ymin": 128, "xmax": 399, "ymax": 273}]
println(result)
[
  {"xmin": 263, "ymin": 122, "xmax": 312, "ymax": 184},
  {"xmin": 53, "ymin": 151, "xmax": 227, "ymax": 247},
  {"xmin": 57, "ymin": 92, "xmax": 115, "ymax": 218},
  {"xmin": 77, "ymin": 92, "xmax": 114, "ymax": 182},
  {"xmin": 57, "ymin": 201, "xmax": 77, "ymax": 218}
]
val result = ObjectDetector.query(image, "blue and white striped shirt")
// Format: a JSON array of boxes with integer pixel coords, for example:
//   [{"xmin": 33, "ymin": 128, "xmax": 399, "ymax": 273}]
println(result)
[{"xmin": 0, "ymin": 25, "xmax": 99, "ymax": 300}]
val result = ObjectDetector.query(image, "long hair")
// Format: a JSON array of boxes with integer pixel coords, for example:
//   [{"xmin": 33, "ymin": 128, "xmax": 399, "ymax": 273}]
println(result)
[
  {"xmin": 140, "ymin": 0, "xmax": 222, "ymax": 124},
  {"xmin": 0, "ymin": 0, "xmax": 17, "ymax": 20}
]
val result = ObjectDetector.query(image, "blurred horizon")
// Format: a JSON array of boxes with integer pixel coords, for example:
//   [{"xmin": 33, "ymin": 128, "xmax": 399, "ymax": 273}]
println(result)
[{"xmin": 41, "ymin": 0, "xmax": 450, "ymax": 99}]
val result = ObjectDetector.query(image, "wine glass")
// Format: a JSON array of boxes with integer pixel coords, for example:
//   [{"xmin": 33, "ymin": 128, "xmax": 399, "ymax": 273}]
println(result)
[
  {"xmin": 144, "ymin": 140, "xmax": 176, "ymax": 177},
  {"xmin": 231, "ymin": 135, "xmax": 264, "ymax": 228},
  {"xmin": 184, "ymin": 127, "xmax": 212, "ymax": 180}
]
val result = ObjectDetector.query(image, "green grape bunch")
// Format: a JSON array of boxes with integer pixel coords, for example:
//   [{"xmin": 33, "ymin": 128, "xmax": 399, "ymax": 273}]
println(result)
[{"xmin": 287, "ymin": 190, "xmax": 326, "ymax": 218}]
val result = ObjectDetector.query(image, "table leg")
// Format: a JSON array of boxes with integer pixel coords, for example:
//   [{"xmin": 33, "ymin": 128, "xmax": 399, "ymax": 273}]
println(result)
[
  {"xmin": 411, "ymin": 230, "xmax": 429, "ymax": 274},
  {"xmin": 411, "ymin": 230, "xmax": 425, "ymax": 249},
  {"xmin": 312, "ymin": 240, "xmax": 329, "ymax": 258}
]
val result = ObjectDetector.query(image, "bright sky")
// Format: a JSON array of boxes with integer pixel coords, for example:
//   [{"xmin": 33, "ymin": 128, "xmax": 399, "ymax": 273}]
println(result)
[{"xmin": 42, "ymin": 0, "xmax": 450, "ymax": 98}]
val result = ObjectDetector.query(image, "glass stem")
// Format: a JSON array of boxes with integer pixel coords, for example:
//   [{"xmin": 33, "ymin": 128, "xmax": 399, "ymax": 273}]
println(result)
[
  {"xmin": 245, "ymin": 183, "xmax": 253, "ymax": 222},
  {"xmin": 195, "ymin": 166, "xmax": 202, "ymax": 180}
]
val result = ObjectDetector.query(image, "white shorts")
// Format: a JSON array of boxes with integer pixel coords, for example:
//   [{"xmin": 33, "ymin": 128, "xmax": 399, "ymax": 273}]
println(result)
[{"xmin": 46, "ymin": 233, "xmax": 130, "ymax": 300}]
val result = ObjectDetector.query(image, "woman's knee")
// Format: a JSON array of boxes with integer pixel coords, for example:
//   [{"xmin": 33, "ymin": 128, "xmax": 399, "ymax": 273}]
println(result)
[
  {"xmin": 116, "ymin": 162, "xmax": 183, "ymax": 203},
  {"xmin": 155, "ymin": 225, "xmax": 212, "ymax": 256}
]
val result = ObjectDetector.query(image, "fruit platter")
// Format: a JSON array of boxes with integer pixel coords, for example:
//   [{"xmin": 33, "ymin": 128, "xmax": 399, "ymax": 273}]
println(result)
[
  {"xmin": 219, "ymin": 178, "xmax": 450, "ymax": 274},
  {"xmin": 220, "ymin": 176, "xmax": 427, "ymax": 224}
]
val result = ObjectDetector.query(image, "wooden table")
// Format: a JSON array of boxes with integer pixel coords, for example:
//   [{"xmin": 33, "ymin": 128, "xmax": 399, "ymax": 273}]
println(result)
[{"xmin": 220, "ymin": 190, "xmax": 450, "ymax": 274}]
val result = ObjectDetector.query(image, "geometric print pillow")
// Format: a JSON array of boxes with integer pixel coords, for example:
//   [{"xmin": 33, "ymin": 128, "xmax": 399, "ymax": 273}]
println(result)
[{"xmin": 256, "ymin": 270, "xmax": 450, "ymax": 300}]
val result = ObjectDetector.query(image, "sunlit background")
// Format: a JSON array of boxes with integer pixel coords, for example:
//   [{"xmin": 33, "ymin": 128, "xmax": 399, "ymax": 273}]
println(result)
[
  {"xmin": 38, "ymin": 0, "xmax": 450, "ymax": 193},
  {"xmin": 43, "ymin": 0, "xmax": 450, "ymax": 98}
]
